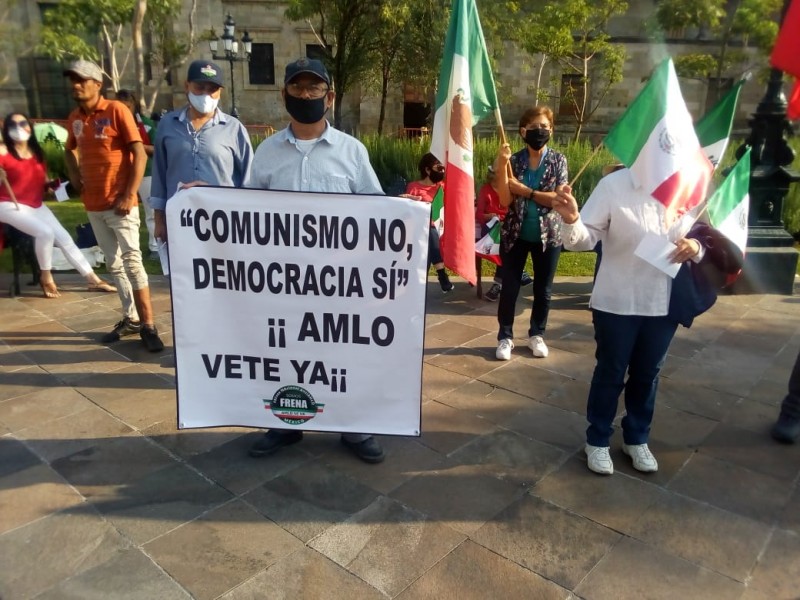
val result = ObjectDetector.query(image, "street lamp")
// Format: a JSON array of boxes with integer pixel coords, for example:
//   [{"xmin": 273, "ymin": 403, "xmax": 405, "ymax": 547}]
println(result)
[
  {"xmin": 208, "ymin": 14, "xmax": 253, "ymax": 119},
  {"xmin": 732, "ymin": 0, "xmax": 800, "ymax": 294}
]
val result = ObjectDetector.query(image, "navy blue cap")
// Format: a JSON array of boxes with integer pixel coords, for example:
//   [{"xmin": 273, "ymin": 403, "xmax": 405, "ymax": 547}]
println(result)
[
  {"xmin": 284, "ymin": 58, "xmax": 330, "ymax": 86},
  {"xmin": 187, "ymin": 60, "xmax": 224, "ymax": 87}
]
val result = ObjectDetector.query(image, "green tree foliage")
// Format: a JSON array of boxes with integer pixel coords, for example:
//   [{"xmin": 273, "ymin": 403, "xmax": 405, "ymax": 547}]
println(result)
[
  {"xmin": 653, "ymin": 0, "xmax": 782, "ymax": 104},
  {"xmin": 285, "ymin": 0, "xmax": 382, "ymax": 129}
]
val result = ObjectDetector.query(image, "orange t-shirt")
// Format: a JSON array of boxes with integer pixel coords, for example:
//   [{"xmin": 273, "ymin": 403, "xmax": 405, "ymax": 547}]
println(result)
[{"xmin": 66, "ymin": 97, "xmax": 142, "ymax": 212}]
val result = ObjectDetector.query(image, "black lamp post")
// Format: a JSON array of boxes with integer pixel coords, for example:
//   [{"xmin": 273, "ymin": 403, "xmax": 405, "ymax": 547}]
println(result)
[
  {"xmin": 732, "ymin": 0, "xmax": 799, "ymax": 294},
  {"xmin": 209, "ymin": 14, "xmax": 253, "ymax": 119}
]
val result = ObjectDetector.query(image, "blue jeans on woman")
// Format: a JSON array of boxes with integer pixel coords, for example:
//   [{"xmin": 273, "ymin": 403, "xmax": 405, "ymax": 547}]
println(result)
[
  {"xmin": 586, "ymin": 310, "xmax": 679, "ymax": 447},
  {"xmin": 497, "ymin": 239, "xmax": 561, "ymax": 340}
]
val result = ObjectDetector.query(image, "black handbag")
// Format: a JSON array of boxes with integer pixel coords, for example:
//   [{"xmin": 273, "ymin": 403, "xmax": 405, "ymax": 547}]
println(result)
[{"xmin": 75, "ymin": 222, "xmax": 98, "ymax": 248}]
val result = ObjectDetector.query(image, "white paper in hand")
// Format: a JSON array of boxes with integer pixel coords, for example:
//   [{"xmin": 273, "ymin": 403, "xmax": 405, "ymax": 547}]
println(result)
[
  {"xmin": 54, "ymin": 181, "xmax": 70, "ymax": 202},
  {"xmin": 633, "ymin": 232, "xmax": 681, "ymax": 278},
  {"xmin": 157, "ymin": 239, "xmax": 170, "ymax": 275}
]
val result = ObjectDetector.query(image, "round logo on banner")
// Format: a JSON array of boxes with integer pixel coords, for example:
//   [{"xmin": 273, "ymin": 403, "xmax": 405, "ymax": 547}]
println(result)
[{"xmin": 267, "ymin": 386, "xmax": 324, "ymax": 425}]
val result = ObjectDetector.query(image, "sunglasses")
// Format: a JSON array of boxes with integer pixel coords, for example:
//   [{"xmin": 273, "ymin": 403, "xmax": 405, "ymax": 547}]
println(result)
[{"xmin": 10, "ymin": 120, "xmax": 30, "ymax": 128}]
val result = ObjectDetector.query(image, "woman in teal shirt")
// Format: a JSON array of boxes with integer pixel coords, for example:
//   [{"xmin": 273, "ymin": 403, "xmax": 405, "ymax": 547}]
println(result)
[{"xmin": 495, "ymin": 106, "xmax": 568, "ymax": 361}]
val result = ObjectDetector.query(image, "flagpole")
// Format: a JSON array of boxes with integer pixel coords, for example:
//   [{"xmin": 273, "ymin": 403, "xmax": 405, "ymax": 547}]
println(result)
[
  {"xmin": 569, "ymin": 142, "xmax": 605, "ymax": 188},
  {"xmin": 494, "ymin": 108, "xmax": 515, "ymax": 180}
]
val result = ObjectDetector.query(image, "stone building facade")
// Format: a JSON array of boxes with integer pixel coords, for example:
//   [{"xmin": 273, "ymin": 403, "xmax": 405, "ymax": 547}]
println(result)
[{"xmin": 0, "ymin": 0, "xmax": 774, "ymax": 138}]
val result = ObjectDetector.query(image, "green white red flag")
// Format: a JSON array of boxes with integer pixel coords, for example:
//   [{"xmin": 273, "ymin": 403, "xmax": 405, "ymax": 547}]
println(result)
[
  {"xmin": 474, "ymin": 216, "xmax": 502, "ymax": 265},
  {"xmin": 430, "ymin": 0, "xmax": 499, "ymax": 286},
  {"xmin": 696, "ymin": 78, "xmax": 745, "ymax": 168},
  {"xmin": 604, "ymin": 58, "xmax": 713, "ymax": 225},
  {"xmin": 707, "ymin": 147, "xmax": 751, "ymax": 255}
]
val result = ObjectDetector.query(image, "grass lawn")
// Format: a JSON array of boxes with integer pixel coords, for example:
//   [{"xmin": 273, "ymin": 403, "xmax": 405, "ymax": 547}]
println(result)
[{"xmin": 1, "ymin": 198, "xmax": 600, "ymax": 278}]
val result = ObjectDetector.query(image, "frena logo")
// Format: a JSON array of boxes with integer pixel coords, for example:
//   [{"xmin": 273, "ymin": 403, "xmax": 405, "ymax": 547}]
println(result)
[
  {"xmin": 200, "ymin": 65, "xmax": 217, "ymax": 78},
  {"xmin": 266, "ymin": 385, "xmax": 324, "ymax": 425}
]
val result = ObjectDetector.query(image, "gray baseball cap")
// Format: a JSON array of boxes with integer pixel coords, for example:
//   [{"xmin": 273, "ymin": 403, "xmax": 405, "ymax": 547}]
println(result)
[{"xmin": 63, "ymin": 59, "xmax": 103, "ymax": 82}]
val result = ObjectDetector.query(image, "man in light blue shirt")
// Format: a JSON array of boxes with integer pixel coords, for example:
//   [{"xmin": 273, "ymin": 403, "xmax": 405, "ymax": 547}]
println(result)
[
  {"xmin": 150, "ymin": 60, "xmax": 253, "ymax": 243},
  {"xmin": 247, "ymin": 57, "xmax": 386, "ymax": 464}
]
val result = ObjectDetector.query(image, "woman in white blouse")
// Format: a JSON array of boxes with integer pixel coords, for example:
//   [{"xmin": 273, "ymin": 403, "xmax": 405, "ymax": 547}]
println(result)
[{"xmin": 551, "ymin": 169, "xmax": 703, "ymax": 476}]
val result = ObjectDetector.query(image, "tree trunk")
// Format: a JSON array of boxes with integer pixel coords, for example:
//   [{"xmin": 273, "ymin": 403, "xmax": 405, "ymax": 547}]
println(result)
[
  {"xmin": 377, "ymin": 68, "xmax": 390, "ymax": 135},
  {"xmin": 535, "ymin": 54, "xmax": 548, "ymax": 103},
  {"xmin": 132, "ymin": 0, "xmax": 147, "ymax": 112}
]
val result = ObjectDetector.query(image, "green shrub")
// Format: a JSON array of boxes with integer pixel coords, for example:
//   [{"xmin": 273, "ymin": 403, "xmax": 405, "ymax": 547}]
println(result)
[{"xmin": 782, "ymin": 136, "xmax": 800, "ymax": 237}]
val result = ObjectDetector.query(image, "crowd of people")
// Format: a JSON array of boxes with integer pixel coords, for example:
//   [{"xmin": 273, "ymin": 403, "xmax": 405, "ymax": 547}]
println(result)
[{"xmin": 1, "ymin": 57, "xmax": 797, "ymax": 474}]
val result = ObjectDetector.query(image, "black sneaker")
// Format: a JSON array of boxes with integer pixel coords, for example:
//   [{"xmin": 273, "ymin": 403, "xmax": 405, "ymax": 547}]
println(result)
[
  {"xmin": 438, "ymin": 272, "xmax": 455, "ymax": 292},
  {"xmin": 140, "ymin": 324, "xmax": 164, "ymax": 352},
  {"xmin": 249, "ymin": 430, "xmax": 303, "ymax": 457},
  {"xmin": 771, "ymin": 412, "xmax": 800, "ymax": 444},
  {"xmin": 341, "ymin": 436, "xmax": 385, "ymax": 463},
  {"xmin": 520, "ymin": 271, "xmax": 533, "ymax": 287},
  {"xmin": 101, "ymin": 317, "xmax": 141, "ymax": 343},
  {"xmin": 484, "ymin": 282, "xmax": 502, "ymax": 302}
]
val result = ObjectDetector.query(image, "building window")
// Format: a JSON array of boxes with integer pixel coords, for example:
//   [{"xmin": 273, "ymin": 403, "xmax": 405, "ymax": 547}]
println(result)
[
  {"xmin": 306, "ymin": 44, "xmax": 331, "ymax": 61},
  {"xmin": 249, "ymin": 43, "xmax": 275, "ymax": 85}
]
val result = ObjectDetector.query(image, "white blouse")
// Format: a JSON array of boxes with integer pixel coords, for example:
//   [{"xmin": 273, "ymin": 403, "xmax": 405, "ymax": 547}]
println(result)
[{"xmin": 562, "ymin": 169, "xmax": 678, "ymax": 316}]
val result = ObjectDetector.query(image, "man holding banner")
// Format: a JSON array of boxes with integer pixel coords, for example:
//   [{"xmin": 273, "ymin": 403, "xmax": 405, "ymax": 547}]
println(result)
[{"xmin": 246, "ymin": 58, "xmax": 387, "ymax": 463}]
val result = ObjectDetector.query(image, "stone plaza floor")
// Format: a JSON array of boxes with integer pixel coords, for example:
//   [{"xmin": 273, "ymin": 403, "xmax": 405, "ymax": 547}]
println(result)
[{"xmin": 1, "ymin": 273, "xmax": 799, "ymax": 599}]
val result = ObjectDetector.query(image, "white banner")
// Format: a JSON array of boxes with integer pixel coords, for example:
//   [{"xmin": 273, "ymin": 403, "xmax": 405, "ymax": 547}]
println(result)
[{"xmin": 168, "ymin": 187, "xmax": 429, "ymax": 436}]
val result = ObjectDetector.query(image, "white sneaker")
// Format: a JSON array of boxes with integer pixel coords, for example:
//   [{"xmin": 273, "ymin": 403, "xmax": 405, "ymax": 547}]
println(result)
[
  {"xmin": 585, "ymin": 444, "xmax": 614, "ymax": 475},
  {"xmin": 528, "ymin": 335, "xmax": 549, "ymax": 358},
  {"xmin": 496, "ymin": 338, "xmax": 514, "ymax": 361},
  {"xmin": 622, "ymin": 443, "xmax": 658, "ymax": 472}
]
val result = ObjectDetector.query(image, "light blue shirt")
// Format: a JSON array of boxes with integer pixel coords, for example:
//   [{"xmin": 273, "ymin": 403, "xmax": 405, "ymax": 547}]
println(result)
[
  {"xmin": 149, "ymin": 107, "xmax": 253, "ymax": 211},
  {"xmin": 248, "ymin": 122, "xmax": 383, "ymax": 195}
]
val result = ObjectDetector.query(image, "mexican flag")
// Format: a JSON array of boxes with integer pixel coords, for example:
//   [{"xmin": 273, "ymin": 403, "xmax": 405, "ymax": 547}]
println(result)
[
  {"xmin": 604, "ymin": 58, "xmax": 713, "ymax": 225},
  {"xmin": 475, "ymin": 216, "xmax": 502, "ymax": 265},
  {"xmin": 430, "ymin": 0, "xmax": 499, "ymax": 286},
  {"xmin": 696, "ymin": 78, "xmax": 745, "ymax": 168},
  {"xmin": 707, "ymin": 147, "xmax": 751, "ymax": 255}
]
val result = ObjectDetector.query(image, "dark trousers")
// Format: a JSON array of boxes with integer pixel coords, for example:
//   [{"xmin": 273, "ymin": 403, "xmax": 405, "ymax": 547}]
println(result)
[
  {"xmin": 586, "ymin": 310, "xmax": 678, "ymax": 447},
  {"xmin": 428, "ymin": 227, "xmax": 443, "ymax": 267},
  {"xmin": 497, "ymin": 239, "xmax": 561, "ymax": 340},
  {"xmin": 780, "ymin": 348, "xmax": 800, "ymax": 418}
]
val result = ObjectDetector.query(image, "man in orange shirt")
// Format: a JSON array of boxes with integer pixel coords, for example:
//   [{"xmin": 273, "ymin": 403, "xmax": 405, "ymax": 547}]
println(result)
[{"xmin": 64, "ymin": 60, "xmax": 163, "ymax": 352}]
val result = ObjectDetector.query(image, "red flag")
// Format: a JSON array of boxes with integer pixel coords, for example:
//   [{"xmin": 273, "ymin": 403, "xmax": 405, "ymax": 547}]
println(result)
[
  {"xmin": 770, "ymin": 0, "xmax": 800, "ymax": 120},
  {"xmin": 771, "ymin": 0, "xmax": 800, "ymax": 74}
]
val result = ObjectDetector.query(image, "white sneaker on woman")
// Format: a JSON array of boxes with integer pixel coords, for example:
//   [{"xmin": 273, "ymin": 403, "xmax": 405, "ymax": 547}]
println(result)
[
  {"xmin": 622, "ymin": 443, "xmax": 658, "ymax": 472},
  {"xmin": 585, "ymin": 444, "xmax": 614, "ymax": 475},
  {"xmin": 528, "ymin": 335, "xmax": 549, "ymax": 358},
  {"xmin": 496, "ymin": 338, "xmax": 514, "ymax": 361}
]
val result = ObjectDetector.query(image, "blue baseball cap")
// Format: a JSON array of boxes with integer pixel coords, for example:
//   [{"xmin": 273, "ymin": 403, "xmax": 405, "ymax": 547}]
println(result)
[
  {"xmin": 187, "ymin": 60, "xmax": 224, "ymax": 87},
  {"xmin": 284, "ymin": 58, "xmax": 330, "ymax": 86}
]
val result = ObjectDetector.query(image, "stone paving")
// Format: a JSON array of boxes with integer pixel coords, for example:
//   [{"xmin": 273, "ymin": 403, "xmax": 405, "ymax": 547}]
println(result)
[{"xmin": 1, "ymin": 273, "xmax": 799, "ymax": 599}]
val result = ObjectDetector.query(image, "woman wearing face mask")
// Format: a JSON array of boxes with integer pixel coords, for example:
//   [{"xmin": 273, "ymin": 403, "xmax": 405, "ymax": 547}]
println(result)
[
  {"xmin": 494, "ymin": 106, "xmax": 568, "ymax": 361},
  {"xmin": 0, "ymin": 112, "xmax": 116, "ymax": 297},
  {"xmin": 150, "ymin": 60, "xmax": 253, "ymax": 244},
  {"xmin": 405, "ymin": 153, "xmax": 454, "ymax": 292}
]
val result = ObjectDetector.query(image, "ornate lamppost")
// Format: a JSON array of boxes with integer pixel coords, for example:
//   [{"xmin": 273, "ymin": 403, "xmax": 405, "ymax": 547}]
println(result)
[
  {"xmin": 732, "ymin": 0, "xmax": 800, "ymax": 295},
  {"xmin": 209, "ymin": 14, "xmax": 253, "ymax": 119}
]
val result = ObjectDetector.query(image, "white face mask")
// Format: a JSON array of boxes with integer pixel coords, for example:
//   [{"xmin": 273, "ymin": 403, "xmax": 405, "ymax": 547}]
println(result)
[
  {"xmin": 188, "ymin": 92, "xmax": 219, "ymax": 115},
  {"xmin": 8, "ymin": 127, "xmax": 31, "ymax": 143}
]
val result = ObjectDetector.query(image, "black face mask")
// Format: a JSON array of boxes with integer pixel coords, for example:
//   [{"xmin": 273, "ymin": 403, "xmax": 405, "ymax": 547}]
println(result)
[
  {"xmin": 285, "ymin": 94, "xmax": 328, "ymax": 124},
  {"xmin": 429, "ymin": 170, "xmax": 445, "ymax": 184},
  {"xmin": 525, "ymin": 128, "xmax": 551, "ymax": 150}
]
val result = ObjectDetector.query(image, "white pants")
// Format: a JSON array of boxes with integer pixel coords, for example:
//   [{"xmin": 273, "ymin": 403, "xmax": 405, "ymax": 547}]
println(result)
[
  {"xmin": 0, "ymin": 200, "xmax": 93, "ymax": 275},
  {"xmin": 139, "ymin": 175, "xmax": 158, "ymax": 252}
]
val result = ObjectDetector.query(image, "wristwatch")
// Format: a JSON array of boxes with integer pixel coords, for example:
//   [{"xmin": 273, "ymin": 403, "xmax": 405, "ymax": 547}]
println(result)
[{"xmin": 528, "ymin": 189, "xmax": 535, "ymax": 200}]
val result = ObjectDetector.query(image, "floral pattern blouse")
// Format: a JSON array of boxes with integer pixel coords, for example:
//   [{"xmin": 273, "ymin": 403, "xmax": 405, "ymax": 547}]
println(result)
[{"xmin": 501, "ymin": 146, "xmax": 568, "ymax": 253}]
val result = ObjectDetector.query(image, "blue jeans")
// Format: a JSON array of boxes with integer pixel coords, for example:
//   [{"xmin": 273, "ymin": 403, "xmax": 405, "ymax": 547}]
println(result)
[
  {"xmin": 586, "ymin": 310, "xmax": 678, "ymax": 447},
  {"xmin": 497, "ymin": 239, "xmax": 561, "ymax": 339},
  {"xmin": 428, "ymin": 227, "xmax": 443, "ymax": 267}
]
